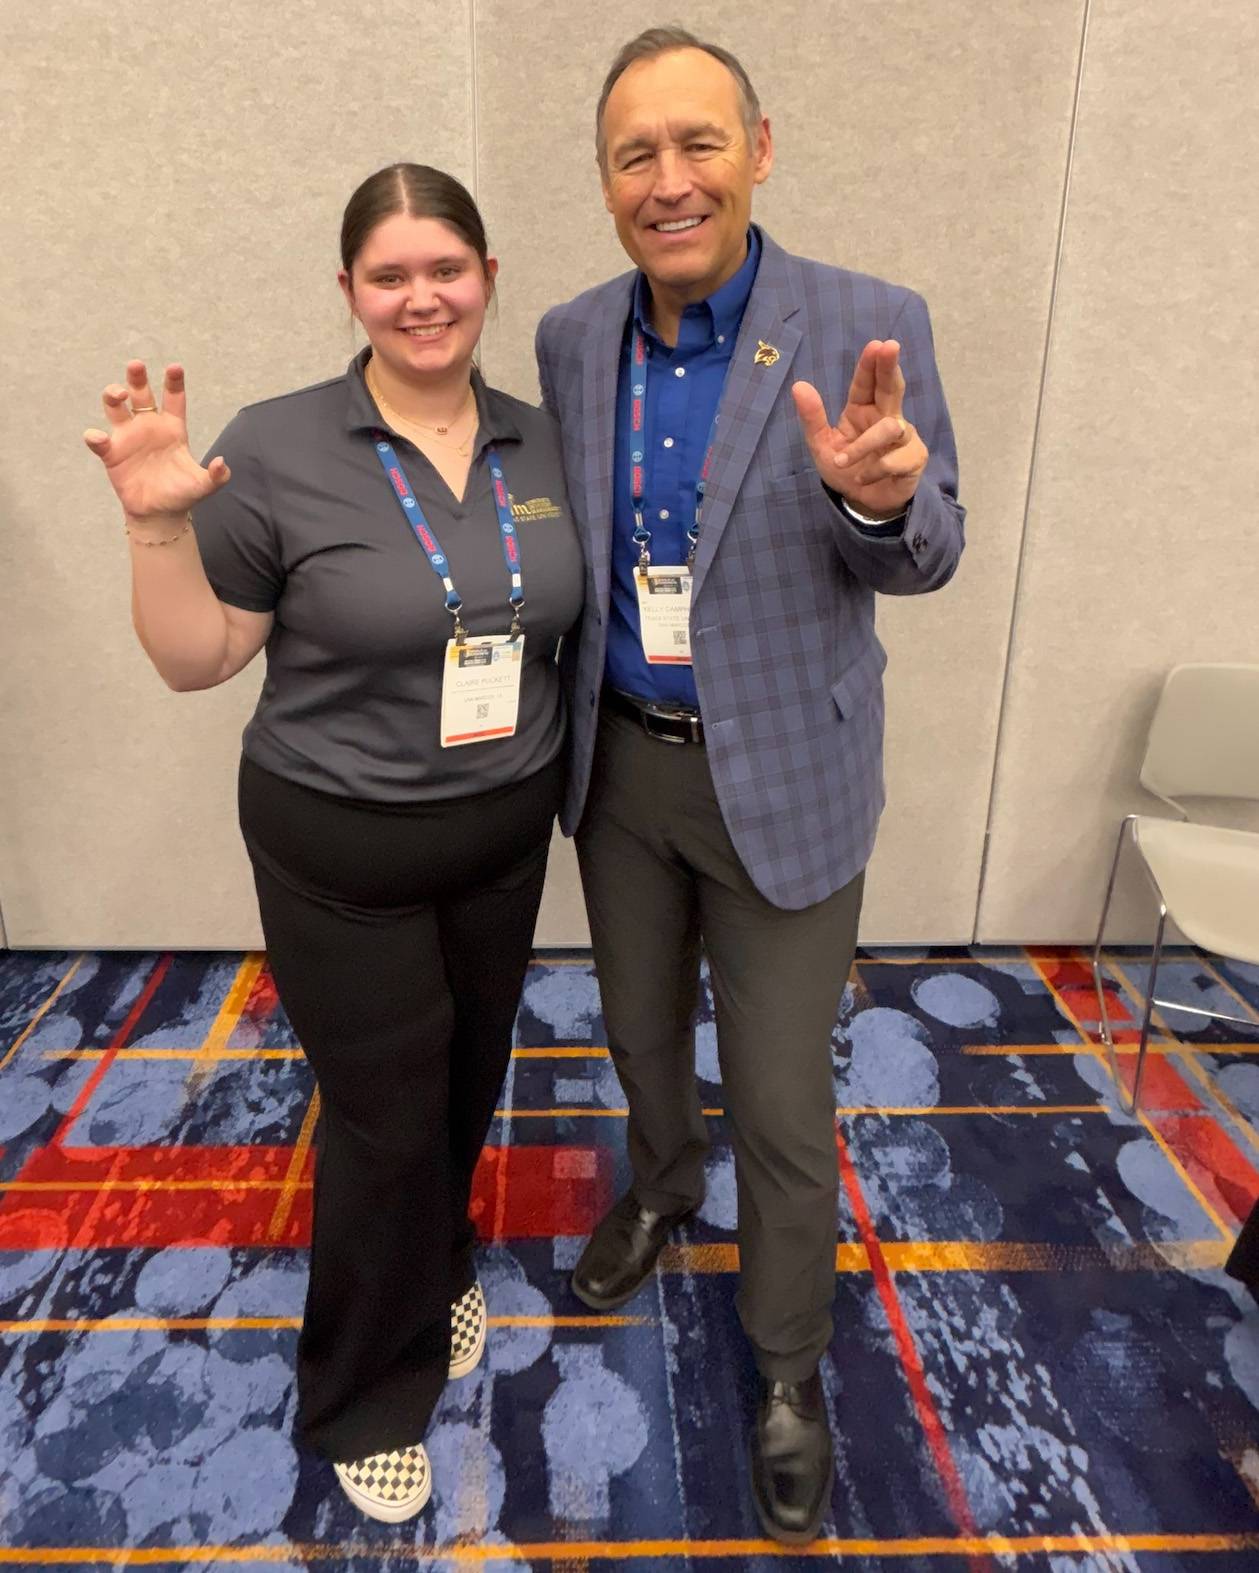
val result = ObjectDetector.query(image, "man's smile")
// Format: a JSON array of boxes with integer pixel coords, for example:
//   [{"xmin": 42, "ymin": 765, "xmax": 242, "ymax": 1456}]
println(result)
[{"xmin": 648, "ymin": 215, "xmax": 708, "ymax": 233}]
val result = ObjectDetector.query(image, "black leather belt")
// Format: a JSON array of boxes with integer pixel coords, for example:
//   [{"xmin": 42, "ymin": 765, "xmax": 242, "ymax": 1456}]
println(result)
[{"xmin": 605, "ymin": 688, "xmax": 705, "ymax": 745}]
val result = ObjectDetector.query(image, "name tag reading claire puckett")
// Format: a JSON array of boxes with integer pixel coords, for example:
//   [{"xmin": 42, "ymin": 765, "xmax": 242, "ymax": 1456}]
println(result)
[
  {"xmin": 635, "ymin": 567, "xmax": 693, "ymax": 665},
  {"xmin": 440, "ymin": 634, "xmax": 525, "ymax": 747}
]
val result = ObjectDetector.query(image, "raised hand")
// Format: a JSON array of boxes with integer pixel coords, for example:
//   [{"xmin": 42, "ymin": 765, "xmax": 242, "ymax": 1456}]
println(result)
[
  {"xmin": 84, "ymin": 360, "xmax": 230, "ymax": 522},
  {"xmin": 791, "ymin": 340, "xmax": 927, "ymax": 519}
]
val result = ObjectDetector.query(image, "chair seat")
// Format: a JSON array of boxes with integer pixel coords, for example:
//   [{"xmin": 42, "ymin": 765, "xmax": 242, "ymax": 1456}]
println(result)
[{"xmin": 1134, "ymin": 817, "xmax": 1259, "ymax": 964}]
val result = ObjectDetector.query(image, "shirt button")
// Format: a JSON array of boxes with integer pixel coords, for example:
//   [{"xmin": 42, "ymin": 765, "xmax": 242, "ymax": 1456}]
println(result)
[
  {"xmin": 663, "ymin": 437, "xmax": 674, "ymax": 449},
  {"xmin": 717, "ymin": 334, "xmax": 726, "ymax": 345},
  {"xmin": 659, "ymin": 509, "xmax": 670, "ymax": 520},
  {"xmin": 674, "ymin": 367, "xmax": 686, "ymax": 379}
]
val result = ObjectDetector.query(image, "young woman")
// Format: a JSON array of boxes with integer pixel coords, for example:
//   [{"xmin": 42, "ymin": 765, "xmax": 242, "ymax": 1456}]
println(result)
[{"xmin": 84, "ymin": 164, "xmax": 584, "ymax": 1522}]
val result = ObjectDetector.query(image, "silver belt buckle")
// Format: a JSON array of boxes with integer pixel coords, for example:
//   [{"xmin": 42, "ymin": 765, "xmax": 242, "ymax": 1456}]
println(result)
[
  {"xmin": 642, "ymin": 702, "xmax": 701, "ymax": 744},
  {"xmin": 643, "ymin": 709, "xmax": 687, "ymax": 745}
]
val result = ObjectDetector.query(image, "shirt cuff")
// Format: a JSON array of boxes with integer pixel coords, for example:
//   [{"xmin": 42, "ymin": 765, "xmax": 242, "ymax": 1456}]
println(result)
[{"xmin": 824, "ymin": 484, "xmax": 910, "ymax": 537}]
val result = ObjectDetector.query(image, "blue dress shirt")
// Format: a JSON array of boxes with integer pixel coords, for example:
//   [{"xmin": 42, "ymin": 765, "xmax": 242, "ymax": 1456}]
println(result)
[{"xmin": 606, "ymin": 230, "xmax": 762, "ymax": 707}]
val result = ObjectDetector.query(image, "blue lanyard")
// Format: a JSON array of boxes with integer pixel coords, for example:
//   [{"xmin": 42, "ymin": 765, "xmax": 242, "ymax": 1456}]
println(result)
[
  {"xmin": 371, "ymin": 432, "xmax": 523, "ymax": 642},
  {"xmin": 628, "ymin": 326, "xmax": 724, "ymax": 571}
]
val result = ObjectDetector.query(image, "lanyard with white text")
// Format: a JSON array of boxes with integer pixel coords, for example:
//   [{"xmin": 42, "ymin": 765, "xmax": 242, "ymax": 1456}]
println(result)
[
  {"xmin": 371, "ymin": 433, "xmax": 523, "ymax": 642},
  {"xmin": 628, "ymin": 325, "xmax": 724, "ymax": 573}
]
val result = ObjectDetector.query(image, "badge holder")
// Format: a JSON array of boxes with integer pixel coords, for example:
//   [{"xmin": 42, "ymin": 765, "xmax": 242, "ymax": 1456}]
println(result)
[
  {"xmin": 635, "ymin": 566, "xmax": 692, "ymax": 664},
  {"xmin": 439, "ymin": 595, "xmax": 525, "ymax": 749},
  {"xmin": 632, "ymin": 505, "xmax": 694, "ymax": 667}
]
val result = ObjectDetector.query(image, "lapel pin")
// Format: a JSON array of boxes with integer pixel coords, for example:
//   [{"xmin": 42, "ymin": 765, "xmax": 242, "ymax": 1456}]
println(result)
[{"xmin": 753, "ymin": 340, "xmax": 780, "ymax": 368}]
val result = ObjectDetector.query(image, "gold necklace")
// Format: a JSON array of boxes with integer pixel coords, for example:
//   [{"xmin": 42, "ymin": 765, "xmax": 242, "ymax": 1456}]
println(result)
[
  {"xmin": 365, "ymin": 361, "xmax": 477, "ymax": 454},
  {"xmin": 401, "ymin": 415, "xmax": 476, "ymax": 459}
]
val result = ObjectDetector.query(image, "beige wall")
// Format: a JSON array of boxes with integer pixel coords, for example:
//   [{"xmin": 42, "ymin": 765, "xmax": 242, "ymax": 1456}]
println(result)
[
  {"xmin": 0, "ymin": 1, "xmax": 1253, "ymax": 949},
  {"xmin": 977, "ymin": 0, "xmax": 1259, "ymax": 940}
]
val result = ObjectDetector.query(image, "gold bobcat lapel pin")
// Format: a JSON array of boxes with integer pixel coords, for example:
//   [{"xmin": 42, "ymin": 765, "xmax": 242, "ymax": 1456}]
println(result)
[{"xmin": 753, "ymin": 339, "xmax": 780, "ymax": 368}]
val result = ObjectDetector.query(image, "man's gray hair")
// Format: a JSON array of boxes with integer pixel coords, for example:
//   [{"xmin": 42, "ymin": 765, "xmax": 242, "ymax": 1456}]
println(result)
[{"xmin": 595, "ymin": 26, "xmax": 763, "ymax": 170}]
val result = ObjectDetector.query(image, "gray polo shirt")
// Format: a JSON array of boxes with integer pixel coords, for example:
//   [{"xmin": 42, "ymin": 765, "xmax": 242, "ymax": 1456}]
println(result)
[{"xmin": 192, "ymin": 351, "xmax": 583, "ymax": 802}]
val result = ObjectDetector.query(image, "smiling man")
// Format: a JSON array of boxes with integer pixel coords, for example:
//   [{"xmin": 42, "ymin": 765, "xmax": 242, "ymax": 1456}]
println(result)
[{"xmin": 536, "ymin": 27, "xmax": 966, "ymax": 1544}]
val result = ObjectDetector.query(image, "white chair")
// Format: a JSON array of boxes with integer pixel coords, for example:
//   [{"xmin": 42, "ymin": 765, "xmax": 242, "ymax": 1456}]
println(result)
[{"xmin": 1091, "ymin": 663, "xmax": 1259, "ymax": 1111}]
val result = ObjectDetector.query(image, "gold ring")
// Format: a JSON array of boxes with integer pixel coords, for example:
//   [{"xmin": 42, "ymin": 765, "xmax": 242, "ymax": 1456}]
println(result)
[{"xmin": 131, "ymin": 404, "xmax": 159, "ymax": 414}]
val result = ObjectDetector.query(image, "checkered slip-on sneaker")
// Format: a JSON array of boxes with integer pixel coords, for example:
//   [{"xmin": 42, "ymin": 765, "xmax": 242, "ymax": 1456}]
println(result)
[
  {"xmin": 333, "ymin": 1443, "xmax": 431, "ymax": 1523},
  {"xmin": 449, "ymin": 1280, "xmax": 487, "ymax": 1378}
]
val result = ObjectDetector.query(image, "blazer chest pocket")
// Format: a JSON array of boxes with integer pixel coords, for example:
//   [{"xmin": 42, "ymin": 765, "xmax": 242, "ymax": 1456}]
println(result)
[
  {"xmin": 766, "ymin": 466, "xmax": 822, "ymax": 503},
  {"xmin": 830, "ymin": 653, "xmax": 884, "ymax": 720},
  {"xmin": 746, "ymin": 467, "xmax": 824, "ymax": 534}
]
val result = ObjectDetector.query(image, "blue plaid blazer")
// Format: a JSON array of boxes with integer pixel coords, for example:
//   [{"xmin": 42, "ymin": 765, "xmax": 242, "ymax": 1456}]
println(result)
[{"xmin": 536, "ymin": 229, "xmax": 965, "ymax": 910}]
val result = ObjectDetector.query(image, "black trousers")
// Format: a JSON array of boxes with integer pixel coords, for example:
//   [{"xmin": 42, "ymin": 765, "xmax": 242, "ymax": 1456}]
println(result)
[
  {"xmin": 237, "ymin": 752, "xmax": 561, "ymax": 1462},
  {"xmin": 576, "ymin": 708, "xmax": 864, "ymax": 1382}
]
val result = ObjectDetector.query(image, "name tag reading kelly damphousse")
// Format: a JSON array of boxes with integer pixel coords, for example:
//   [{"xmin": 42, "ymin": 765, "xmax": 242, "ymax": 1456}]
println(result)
[
  {"xmin": 440, "ymin": 635, "xmax": 525, "ymax": 747},
  {"xmin": 636, "ymin": 566, "xmax": 693, "ymax": 665}
]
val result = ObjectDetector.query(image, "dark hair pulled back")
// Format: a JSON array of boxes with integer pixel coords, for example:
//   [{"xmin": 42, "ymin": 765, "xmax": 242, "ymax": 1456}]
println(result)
[{"xmin": 340, "ymin": 163, "xmax": 490, "ymax": 277}]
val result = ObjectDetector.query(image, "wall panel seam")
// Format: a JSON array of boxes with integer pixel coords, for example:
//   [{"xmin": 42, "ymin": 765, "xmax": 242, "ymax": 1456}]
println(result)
[
  {"xmin": 971, "ymin": 0, "xmax": 1094, "ymax": 943},
  {"xmin": 469, "ymin": 0, "xmax": 484, "ymax": 381},
  {"xmin": 469, "ymin": 0, "xmax": 480, "ymax": 203}
]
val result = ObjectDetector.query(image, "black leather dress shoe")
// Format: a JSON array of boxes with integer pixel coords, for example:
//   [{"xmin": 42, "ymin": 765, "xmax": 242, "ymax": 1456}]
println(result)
[
  {"xmin": 749, "ymin": 1370, "xmax": 833, "ymax": 1545},
  {"xmin": 1225, "ymin": 1197, "xmax": 1259, "ymax": 1304},
  {"xmin": 571, "ymin": 1191, "xmax": 693, "ymax": 1311}
]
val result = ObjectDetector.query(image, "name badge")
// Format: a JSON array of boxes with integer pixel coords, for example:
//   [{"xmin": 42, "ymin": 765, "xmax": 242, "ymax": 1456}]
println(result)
[
  {"xmin": 635, "ymin": 566, "xmax": 693, "ymax": 665},
  {"xmin": 440, "ymin": 635, "xmax": 525, "ymax": 747}
]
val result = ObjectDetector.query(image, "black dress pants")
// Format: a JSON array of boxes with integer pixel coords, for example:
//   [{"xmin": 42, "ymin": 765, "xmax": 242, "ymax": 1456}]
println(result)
[
  {"xmin": 576, "ymin": 707, "xmax": 864, "ymax": 1382},
  {"xmin": 237, "ymin": 753, "xmax": 561, "ymax": 1462}
]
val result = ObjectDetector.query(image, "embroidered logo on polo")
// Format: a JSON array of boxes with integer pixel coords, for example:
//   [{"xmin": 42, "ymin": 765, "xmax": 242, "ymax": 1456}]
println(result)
[{"xmin": 509, "ymin": 495, "xmax": 563, "ymax": 522}]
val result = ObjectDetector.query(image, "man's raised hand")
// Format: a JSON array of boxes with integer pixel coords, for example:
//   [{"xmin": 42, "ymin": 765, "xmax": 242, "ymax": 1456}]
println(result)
[{"xmin": 791, "ymin": 340, "xmax": 926, "ymax": 520}]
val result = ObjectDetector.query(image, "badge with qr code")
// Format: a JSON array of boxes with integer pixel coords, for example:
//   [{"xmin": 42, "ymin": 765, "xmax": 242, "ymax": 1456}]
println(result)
[
  {"xmin": 440, "ymin": 634, "xmax": 525, "ymax": 746},
  {"xmin": 634, "ymin": 566, "xmax": 693, "ymax": 665}
]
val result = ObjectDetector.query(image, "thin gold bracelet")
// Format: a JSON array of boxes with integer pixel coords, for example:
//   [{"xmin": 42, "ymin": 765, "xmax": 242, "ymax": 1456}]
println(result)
[{"xmin": 125, "ymin": 515, "xmax": 192, "ymax": 547}]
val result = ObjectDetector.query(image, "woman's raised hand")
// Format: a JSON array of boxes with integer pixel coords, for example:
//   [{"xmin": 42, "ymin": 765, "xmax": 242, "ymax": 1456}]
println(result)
[{"xmin": 84, "ymin": 361, "xmax": 230, "ymax": 521}]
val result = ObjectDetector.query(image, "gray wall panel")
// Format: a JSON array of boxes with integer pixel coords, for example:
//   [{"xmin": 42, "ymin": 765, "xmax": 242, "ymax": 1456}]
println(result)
[{"xmin": 978, "ymin": 0, "xmax": 1259, "ymax": 942}]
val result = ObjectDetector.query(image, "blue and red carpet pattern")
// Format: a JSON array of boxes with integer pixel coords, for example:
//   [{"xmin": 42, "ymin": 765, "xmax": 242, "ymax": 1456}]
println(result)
[{"xmin": 1, "ymin": 945, "xmax": 1258, "ymax": 1570}]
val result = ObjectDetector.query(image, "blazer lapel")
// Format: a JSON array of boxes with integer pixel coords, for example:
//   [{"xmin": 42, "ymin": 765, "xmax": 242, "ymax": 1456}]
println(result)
[
  {"xmin": 689, "ymin": 246, "xmax": 801, "ymax": 602},
  {"xmin": 579, "ymin": 276, "xmax": 634, "ymax": 608}
]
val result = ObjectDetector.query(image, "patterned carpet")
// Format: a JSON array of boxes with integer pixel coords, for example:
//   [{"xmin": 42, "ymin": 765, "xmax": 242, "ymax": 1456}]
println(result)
[{"xmin": 1, "ymin": 944, "xmax": 1258, "ymax": 1571}]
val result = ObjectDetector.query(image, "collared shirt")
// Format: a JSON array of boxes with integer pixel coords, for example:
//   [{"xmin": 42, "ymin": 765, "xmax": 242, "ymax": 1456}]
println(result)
[
  {"xmin": 606, "ymin": 229, "xmax": 762, "ymax": 706},
  {"xmin": 192, "ymin": 349, "xmax": 583, "ymax": 802}
]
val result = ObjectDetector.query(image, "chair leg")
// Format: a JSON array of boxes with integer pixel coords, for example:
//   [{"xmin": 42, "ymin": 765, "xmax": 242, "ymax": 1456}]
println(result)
[
  {"xmin": 1130, "ymin": 907, "xmax": 1167, "ymax": 1113},
  {"xmin": 1091, "ymin": 817, "xmax": 1136, "ymax": 1106}
]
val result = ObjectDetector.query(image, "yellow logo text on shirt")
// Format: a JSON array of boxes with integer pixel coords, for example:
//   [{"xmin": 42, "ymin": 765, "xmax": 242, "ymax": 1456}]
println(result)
[{"xmin": 510, "ymin": 495, "xmax": 563, "ymax": 522}]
